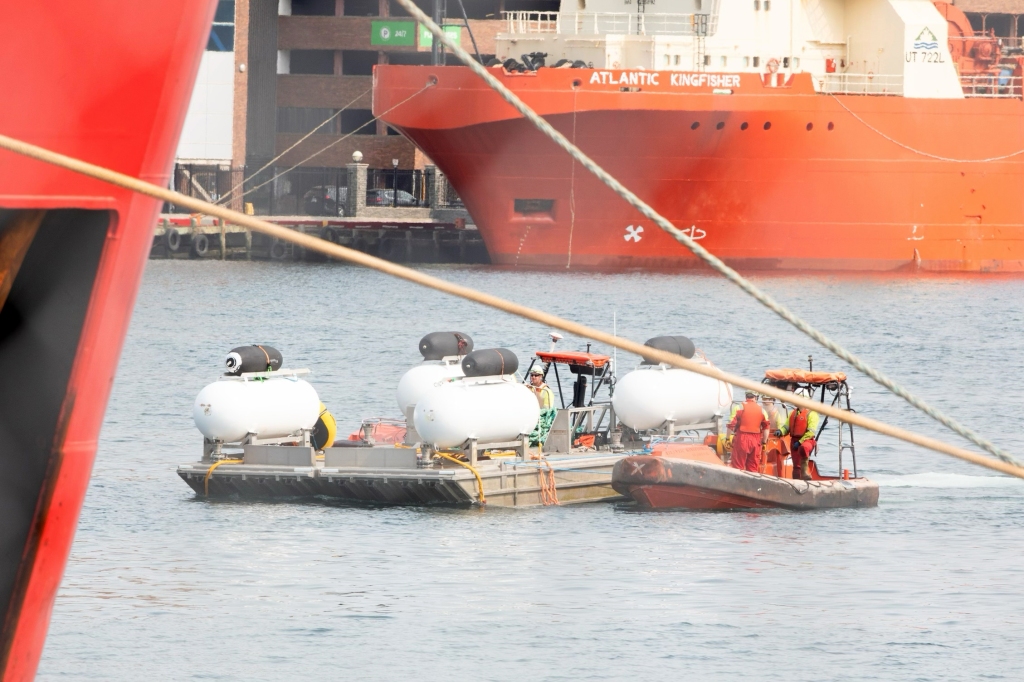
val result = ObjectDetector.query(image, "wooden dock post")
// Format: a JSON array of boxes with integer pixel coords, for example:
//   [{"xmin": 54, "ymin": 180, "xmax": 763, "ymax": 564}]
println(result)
[{"xmin": 219, "ymin": 218, "xmax": 225, "ymax": 260}]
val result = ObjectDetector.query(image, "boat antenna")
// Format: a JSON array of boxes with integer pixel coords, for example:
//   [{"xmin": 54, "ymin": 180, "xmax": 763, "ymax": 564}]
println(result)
[{"xmin": 612, "ymin": 310, "xmax": 617, "ymax": 379}]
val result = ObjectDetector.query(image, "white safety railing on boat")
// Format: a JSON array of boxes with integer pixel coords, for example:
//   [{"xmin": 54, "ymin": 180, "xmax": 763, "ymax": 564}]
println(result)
[
  {"xmin": 960, "ymin": 74, "xmax": 1023, "ymax": 98},
  {"xmin": 816, "ymin": 73, "xmax": 904, "ymax": 96},
  {"xmin": 503, "ymin": 9, "xmax": 720, "ymax": 37}
]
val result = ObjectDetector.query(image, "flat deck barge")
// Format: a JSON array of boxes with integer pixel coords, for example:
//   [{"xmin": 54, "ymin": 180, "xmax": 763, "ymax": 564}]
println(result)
[{"xmin": 178, "ymin": 444, "xmax": 625, "ymax": 507}]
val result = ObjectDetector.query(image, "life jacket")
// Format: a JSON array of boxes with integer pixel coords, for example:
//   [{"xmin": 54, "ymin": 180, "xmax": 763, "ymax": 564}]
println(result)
[
  {"xmin": 737, "ymin": 400, "xmax": 765, "ymax": 434},
  {"xmin": 789, "ymin": 408, "xmax": 810, "ymax": 438},
  {"xmin": 533, "ymin": 384, "xmax": 554, "ymax": 411}
]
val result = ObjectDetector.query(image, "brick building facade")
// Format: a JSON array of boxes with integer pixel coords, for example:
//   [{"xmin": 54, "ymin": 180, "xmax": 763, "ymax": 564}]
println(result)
[{"xmin": 231, "ymin": 0, "xmax": 551, "ymax": 172}]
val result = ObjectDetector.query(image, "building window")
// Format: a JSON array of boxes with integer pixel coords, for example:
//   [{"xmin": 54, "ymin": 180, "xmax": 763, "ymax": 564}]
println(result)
[
  {"xmin": 292, "ymin": 0, "xmax": 336, "ymax": 15},
  {"xmin": 703, "ymin": 54, "xmax": 710, "ymax": 66},
  {"xmin": 341, "ymin": 109, "xmax": 377, "ymax": 135},
  {"xmin": 207, "ymin": 0, "xmax": 234, "ymax": 51},
  {"xmin": 753, "ymin": 56, "xmax": 760, "ymax": 67},
  {"xmin": 341, "ymin": 50, "xmax": 379, "ymax": 75},
  {"xmin": 504, "ymin": 0, "xmax": 560, "ymax": 11},
  {"xmin": 277, "ymin": 107, "xmax": 341, "ymax": 135},
  {"xmin": 344, "ymin": 0, "xmax": 379, "ymax": 16},
  {"xmin": 290, "ymin": 49, "xmax": 336, "ymax": 74}
]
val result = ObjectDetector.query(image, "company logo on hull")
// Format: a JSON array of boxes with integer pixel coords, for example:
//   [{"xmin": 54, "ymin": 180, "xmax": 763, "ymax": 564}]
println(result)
[
  {"xmin": 624, "ymin": 224, "xmax": 706, "ymax": 243},
  {"xmin": 914, "ymin": 27, "xmax": 938, "ymax": 50}
]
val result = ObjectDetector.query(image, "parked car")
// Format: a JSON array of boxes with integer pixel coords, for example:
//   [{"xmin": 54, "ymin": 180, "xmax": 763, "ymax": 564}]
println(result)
[
  {"xmin": 302, "ymin": 185, "xmax": 348, "ymax": 216},
  {"xmin": 367, "ymin": 188, "xmax": 419, "ymax": 207}
]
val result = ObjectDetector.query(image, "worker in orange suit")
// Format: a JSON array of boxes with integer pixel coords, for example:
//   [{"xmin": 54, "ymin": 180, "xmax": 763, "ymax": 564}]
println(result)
[
  {"xmin": 727, "ymin": 391, "xmax": 770, "ymax": 472},
  {"xmin": 786, "ymin": 406, "xmax": 821, "ymax": 479}
]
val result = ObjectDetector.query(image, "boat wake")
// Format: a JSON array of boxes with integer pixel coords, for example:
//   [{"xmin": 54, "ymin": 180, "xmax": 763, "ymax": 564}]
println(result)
[{"xmin": 875, "ymin": 472, "xmax": 1024, "ymax": 488}]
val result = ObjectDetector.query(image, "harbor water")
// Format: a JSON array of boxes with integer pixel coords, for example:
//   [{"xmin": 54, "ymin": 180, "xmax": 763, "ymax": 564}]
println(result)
[{"xmin": 37, "ymin": 261, "xmax": 1024, "ymax": 680}]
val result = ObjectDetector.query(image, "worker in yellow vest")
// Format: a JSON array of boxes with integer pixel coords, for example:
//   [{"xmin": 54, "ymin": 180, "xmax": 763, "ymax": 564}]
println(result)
[
  {"xmin": 786, "ymin": 406, "xmax": 821, "ymax": 479},
  {"xmin": 528, "ymin": 366, "xmax": 556, "ymax": 446}
]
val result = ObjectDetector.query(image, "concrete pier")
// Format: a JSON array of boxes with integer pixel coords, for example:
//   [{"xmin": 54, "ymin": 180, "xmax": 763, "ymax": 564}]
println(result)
[{"xmin": 150, "ymin": 215, "xmax": 490, "ymax": 264}]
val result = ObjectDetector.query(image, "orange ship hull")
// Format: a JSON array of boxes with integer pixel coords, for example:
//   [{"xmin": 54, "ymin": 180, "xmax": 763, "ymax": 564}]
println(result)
[{"xmin": 374, "ymin": 65, "xmax": 1024, "ymax": 272}]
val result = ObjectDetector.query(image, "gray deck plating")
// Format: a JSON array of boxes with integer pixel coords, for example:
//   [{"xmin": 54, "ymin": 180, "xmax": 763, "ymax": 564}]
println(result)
[{"xmin": 178, "ymin": 451, "xmax": 627, "ymax": 507}]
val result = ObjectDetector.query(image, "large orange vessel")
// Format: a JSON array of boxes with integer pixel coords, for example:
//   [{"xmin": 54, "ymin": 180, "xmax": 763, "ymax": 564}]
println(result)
[{"xmin": 374, "ymin": 0, "xmax": 1024, "ymax": 272}]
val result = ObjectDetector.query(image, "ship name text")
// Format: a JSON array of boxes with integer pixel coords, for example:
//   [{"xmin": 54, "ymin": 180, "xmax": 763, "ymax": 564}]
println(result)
[
  {"xmin": 590, "ymin": 70, "xmax": 660, "ymax": 86},
  {"xmin": 589, "ymin": 71, "xmax": 742, "ymax": 88},
  {"xmin": 670, "ymin": 73, "xmax": 741, "ymax": 88}
]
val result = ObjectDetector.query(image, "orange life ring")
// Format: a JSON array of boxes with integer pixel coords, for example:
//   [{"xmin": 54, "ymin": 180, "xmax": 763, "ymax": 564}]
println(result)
[{"xmin": 766, "ymin": 57, "xmax": 780, "ymax": 74}]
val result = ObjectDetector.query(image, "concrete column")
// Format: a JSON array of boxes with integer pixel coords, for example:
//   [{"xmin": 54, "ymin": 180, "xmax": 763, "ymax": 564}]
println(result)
[
  {"xmin": 424, "ymin": 165, "xmax": 441, "ymax": 209},
  {"xmin": 346, "ymin": 160, "xmax": 368, "ymax": 216}
]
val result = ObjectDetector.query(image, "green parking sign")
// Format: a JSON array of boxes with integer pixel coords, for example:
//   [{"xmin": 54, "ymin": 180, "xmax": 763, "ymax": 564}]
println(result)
[
  {"xmin": 418, "ymin": 24, "xmax": 461, "ymax": 48},
  {"xmin": 371, "ymin": 20, "xmax": 416, "ymax": 46}
]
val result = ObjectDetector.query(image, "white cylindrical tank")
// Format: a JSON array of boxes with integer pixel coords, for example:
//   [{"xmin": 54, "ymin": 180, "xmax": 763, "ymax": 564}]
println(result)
[
  {"xmin": 414, "ymin": 378, "xmax": 540, "ymax": 448},
  {"xmin": 612, "ymin": 363, "xmax": 733, "ymax": 431},
  {"xmin": 396, "ymin": 361, "xmax": 465, "ymax": 415},
  {"xmin": 193, "ymin": 377, "xmax": 321, "ymax": 442}
]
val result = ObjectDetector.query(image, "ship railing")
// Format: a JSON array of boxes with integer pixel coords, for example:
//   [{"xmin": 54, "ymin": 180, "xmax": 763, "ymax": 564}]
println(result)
[
  {"xmin": 960, "ymin": 73, "xmax": 1023, "ymax": 99},
  {"xmin": 503, "ymin": 9, "xmax": 720, "ymax": 37},
  {"xmin": 817, "ymin": 73, "xmax": 904, "ymax": 96}
]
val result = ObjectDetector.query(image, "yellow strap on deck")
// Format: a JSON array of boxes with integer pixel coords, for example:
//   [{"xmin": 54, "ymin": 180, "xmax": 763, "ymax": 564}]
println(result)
[
  {"xmin": 204, "ymin": 458, "xmax": 243, "ymax": 497},
  {"xmin": 435, "ymin": 452, "xmax": 486, "ymax": 504}
]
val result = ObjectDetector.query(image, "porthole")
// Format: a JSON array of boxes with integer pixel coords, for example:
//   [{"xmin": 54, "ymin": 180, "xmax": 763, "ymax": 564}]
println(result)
[
  {"xmin": 740, "ymin": 122, "xmax": 749, "ymax": 130},
  {"xmin": 806, "ymin": 122, "xmax": 813, "ymax": 131},
  {"xmin": 691, "ymin": 121, "xmax": 700, "ymax": 130},
  {"xmin": 716, "ymin": 121, "xmax": 725, "ymax": 130},
  {"xmin": 828, "ymin": 121, "xmax": 835, "ymax": 131},
  {"xmin": 763, "ymin": 121, "xmax": 771, "ymax": 130}
]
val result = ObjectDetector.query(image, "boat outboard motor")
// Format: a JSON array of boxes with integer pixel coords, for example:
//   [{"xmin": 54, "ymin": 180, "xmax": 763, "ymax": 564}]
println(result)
[
  {"xmin": 640, "ymin": 336, "xmax": 696, "ymax": 364},
  {"xmin": 225, "ymin": 345, "xmax": 283, "ymax": 375},
  {"xmin": 418, "ymin": 331, "xmax": 473, "ymax": 360},
  {"xmin": 462, "ymin": 348, "xmax": 519, "ymax": 377}
]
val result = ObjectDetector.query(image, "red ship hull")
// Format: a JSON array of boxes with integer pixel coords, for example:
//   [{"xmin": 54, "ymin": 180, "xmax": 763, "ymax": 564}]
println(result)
[
  {"xmin": 375, "ymin": 65, "xmax": 1024, "ymax": 272},
  {"xmin": 0, "ymin": 2, "xmax": 213, "ymax": 678}
]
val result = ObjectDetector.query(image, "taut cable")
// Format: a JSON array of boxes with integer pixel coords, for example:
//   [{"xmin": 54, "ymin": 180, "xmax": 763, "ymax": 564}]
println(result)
[
  {"xmin": 0, "ymin": 131, "xmax": 1020, "ymax": 479},
  {"xmin": 390, "ymin": 0, "xmax": 1023, "ymax": 469}
]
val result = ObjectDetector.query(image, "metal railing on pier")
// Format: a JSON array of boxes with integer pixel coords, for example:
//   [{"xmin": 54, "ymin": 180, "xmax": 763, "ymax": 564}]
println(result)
[
  {"xmin": 366, "ymin": 168, "xmax": 426, "ymax": 208},
  {"xmin": 503, "ymin": 9, "xmax": 720, "ymax": 37},
  {"xmin": 165, "ymin": 164, "xmax": 467, "ymax": 216}
]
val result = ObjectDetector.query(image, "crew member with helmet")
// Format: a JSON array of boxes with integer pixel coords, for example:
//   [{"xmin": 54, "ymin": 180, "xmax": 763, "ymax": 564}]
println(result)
[
  {"xmin": 761, "ymin": 395, "xmax": 789, "ymax": 438},
  {"xmin": 528, "ymin": 365, "xmax": 557, "ymax": 446},
  {"xmin": 727, "ymin": 390, "xmax": 770, "ymax": 472},
  {"xmin": 787, "ymin": 403, "xmax": 821, "ymax": 479}
]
